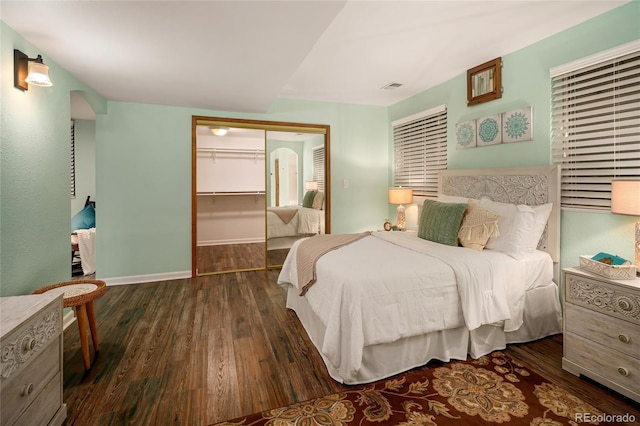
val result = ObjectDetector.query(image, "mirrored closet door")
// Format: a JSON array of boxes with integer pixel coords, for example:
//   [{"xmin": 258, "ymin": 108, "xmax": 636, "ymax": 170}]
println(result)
[{"xmin": 192, "ymin": 116, "xmax": 330, "ymax": 276}]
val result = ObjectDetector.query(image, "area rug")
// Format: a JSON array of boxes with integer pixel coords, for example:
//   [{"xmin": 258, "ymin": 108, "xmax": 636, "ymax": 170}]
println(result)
[{"xmin": 212, "ymin": 351, "xmax": 606, "ymax": 425}]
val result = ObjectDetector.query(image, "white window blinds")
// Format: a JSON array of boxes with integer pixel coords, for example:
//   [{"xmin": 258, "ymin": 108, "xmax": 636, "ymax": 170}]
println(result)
[
  {"xmin": 313, "ymin": 145, "xmax": 325, "ymax": 192},
  {"xmin": 551, "ymin": 42, "xmax": 640, "ymax": 211},
  {"xmin": 392, "ymin": 105, "xmax": 447, "ymax": 197}
]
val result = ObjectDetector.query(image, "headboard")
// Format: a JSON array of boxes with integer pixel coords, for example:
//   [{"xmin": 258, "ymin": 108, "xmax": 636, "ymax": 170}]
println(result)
[{"xmin": 438, "ymin": 166, "xmax": 560, "ymax": 263}]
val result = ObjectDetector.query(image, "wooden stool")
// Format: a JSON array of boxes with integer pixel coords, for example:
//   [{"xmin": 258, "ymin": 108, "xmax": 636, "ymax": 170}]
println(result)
[{"xmin": 32, "ymin": 280, "xmax": 106, "ymax": 370}]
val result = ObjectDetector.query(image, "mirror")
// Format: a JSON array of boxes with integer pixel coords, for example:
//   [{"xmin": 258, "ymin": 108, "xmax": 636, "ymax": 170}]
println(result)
[
  {"xmin": 467, "ymin": 57, "xmax": 502, "ymax": 106},
  {"xmin": 266, "ymin": 131, "xmax": 326, "ymax": 268}
]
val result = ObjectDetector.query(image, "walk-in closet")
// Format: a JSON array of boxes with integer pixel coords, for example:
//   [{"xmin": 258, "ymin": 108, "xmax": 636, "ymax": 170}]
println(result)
[{"xmin": 192, "ymin": 117, "xmax": 330, "ymax": 276}]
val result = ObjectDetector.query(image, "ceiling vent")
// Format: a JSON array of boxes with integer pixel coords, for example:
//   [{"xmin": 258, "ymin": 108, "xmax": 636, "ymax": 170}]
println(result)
[{"xmin": 381, "ymin": 82, "xmax": 403, "ymax": 90}]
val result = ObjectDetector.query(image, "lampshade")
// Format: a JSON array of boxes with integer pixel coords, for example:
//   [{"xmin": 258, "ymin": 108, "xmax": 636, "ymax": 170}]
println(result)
[
  {"xmin": 388, "ymin": 187, "xmax": 413, "ymax": 205},
  {"xmin": 611, "ymin": 180, "xmax": 640, "ymax": 216},
  {"xmin": 305, "ymin": 181, "xmax": 318, "ymax": 190},
  {"xmin": 210, "ymin": 127, "xmax": 229, "ymax": 136},
  {"xmin": 25, "ymin": 61, "xmax": 53, "ymax": 87}
]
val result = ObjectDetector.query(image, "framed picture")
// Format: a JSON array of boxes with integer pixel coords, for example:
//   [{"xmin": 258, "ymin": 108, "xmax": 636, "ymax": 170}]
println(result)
[
  {"xmin": 467, "ymin": 57, "xmax": 502, "ymax": 106},
  {"xmin": 477, "ymin": 114, "xmax": 502, "ymax": 146},
  {"xmin": 456, "ymin": 120, "xmax": 477, "ymax": 149},
  {"xmin": 502, "ymin": 107, "xmax": 533, "ymax": 143}
]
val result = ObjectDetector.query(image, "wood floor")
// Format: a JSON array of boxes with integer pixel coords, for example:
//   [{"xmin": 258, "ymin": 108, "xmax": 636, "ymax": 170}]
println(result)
[{"xmin": 62, "ymin": 271, "xmax": 640, "ymax": 425}]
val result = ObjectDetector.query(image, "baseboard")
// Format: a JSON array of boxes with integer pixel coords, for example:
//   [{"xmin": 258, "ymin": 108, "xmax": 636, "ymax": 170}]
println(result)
[
  {"xmin": 63, "ymin": 309, "xmax": 76, "ymax": 330},
  {"xmin": 100, "ymin": 270, "xmax": 192, "ymax": 286}
]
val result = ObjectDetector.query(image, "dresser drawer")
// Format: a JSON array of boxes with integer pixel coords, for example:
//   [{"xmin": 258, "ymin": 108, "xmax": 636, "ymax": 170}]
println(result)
[
  {"xmin": 0, "ymin": 338, "xmax": 60, "ymax": 425},
  {"xmin": 0, "ymin": 297, "xmax": 61, "ymax": 384},
  {"xmin": 565, "ymin": 303, "xmax": 639, "ymax": 359},
  {"xmin": 565, "ymin": 272, "xmax": 640, "ymax": 326},
  {"xmin": 564, "ymin": 332, "xmax": 640, "ymax": 395},
  {"xmin": 14, "ymin": 372, "xmax": 62, "ymax": 426}
]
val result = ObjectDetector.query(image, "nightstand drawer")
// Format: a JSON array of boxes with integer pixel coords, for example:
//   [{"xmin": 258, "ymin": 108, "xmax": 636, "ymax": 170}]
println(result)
[
  {"xmin": 565, "ymin": 272, "xmax": 640, "ymax": 326},
  {"xmin": 0, "ymin": 338, "xmax": 60, "ymax": 425},
  {"xmin": 565, "ymin": 332, "xmax": 640, "ymax": 395},
  {"xmin": 565, "ymin": 303, "xmax": 639, "ymax": 359}
]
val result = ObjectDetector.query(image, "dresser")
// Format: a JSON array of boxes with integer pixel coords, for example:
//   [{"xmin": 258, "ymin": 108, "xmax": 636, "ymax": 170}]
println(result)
[
  {"xmin": 0, "ymin": 293, "xmax": 67, "ymax": 426},
  {"xmin": 562, "ymin": 267, "xmax": 640, "ymax": 403}
]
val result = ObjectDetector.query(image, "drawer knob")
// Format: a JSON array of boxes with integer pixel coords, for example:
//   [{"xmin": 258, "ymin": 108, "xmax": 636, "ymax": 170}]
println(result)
[
  {"xmin": 617, "ymin": 367, "xmax": 629, "ymax": 377},
  {"xmin": 22, "ymin": 338, "xmax": 36, "ymax": 353},
  {"xmin": 618, "ymin": 334, "xmax": 630, "ymax": 344},
  {"xmin": 21, "ymin": 383, "xmax": 34, "ymax": 396}
]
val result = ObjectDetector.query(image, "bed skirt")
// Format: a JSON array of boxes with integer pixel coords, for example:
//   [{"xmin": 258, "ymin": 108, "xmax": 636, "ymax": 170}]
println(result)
[{"xmin": 285, "ymin": 281, "xmax": 562, "ymax": 384}]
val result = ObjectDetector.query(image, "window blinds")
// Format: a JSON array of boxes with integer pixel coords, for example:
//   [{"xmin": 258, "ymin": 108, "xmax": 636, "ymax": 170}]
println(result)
[
  {"xmin": 392, "ymin": 105, "xmax": 447, "ymax": 197},
  {"xmin": 313, "ymin": 145, "xmax": 325, "ymax": 192},
  {"xmin": 71, "ymin": 120, "xmax": 76, "ymax": 198},
  {"xmin": 551, "ymin": 45, "xmax": 640, "ymax": 211}
]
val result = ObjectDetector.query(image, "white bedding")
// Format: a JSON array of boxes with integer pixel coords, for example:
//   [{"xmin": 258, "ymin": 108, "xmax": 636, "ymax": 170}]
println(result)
[
  {"xmin": 278, "ymin": 231, "xmax": 554, "ymax": 383},
  {"xmin": 267, "ymin": 206, "xmax": 324, "ymax": 239},
  {"xmin": 72, "ymin": 228, "xmax": 96, "ymax": 275}
]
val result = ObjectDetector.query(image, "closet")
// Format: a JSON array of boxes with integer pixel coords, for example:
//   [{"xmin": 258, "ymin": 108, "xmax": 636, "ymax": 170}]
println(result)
[{"xmin": 192, "ymin": 116, "xmax": 330, "ymax": 276}]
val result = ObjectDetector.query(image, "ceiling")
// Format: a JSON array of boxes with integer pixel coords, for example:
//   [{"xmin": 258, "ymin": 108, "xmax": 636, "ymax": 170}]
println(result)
[{"xmin": 1, "ymin": 1, "xmax": 628, "ymax": 118}]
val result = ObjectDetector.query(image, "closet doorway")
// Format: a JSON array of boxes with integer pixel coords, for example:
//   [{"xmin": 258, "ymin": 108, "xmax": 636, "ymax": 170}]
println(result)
[{"xmin": 192, "ymin": 116, "xmax": 330, "ymax": 276}]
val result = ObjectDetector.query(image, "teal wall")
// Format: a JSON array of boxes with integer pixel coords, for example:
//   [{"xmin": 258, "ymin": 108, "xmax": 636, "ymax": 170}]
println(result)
[
  {"xmin": 2, "ymin": 2, "xmax": 638, "ymax": 294},
  {"xmin": 1, "ymin": 21, "xmax": 106, "ymax": 296},
  {"xmin": 390, "ymin": 1, "xmax": 640, "ymax": 274}
]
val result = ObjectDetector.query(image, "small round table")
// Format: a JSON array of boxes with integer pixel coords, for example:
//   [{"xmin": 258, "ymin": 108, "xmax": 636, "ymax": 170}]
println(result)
[{"xmin": 32, "ymin": 280, "xmax": 106, "ymax": 370}]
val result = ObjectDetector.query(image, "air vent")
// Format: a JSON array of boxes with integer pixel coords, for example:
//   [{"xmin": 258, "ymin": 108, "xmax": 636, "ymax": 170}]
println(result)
[{"xmin": 381, "ymin": 82, "xmax": 403, "ymax": 90}]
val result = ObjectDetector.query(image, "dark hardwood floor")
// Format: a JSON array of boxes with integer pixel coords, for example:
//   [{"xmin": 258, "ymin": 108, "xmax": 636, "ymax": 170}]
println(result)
[{"xmin": 62, "ymin": 271, "xmax": 640, "ymax": 425}]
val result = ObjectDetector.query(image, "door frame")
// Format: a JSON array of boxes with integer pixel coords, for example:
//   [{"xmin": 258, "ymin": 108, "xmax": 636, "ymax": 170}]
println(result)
[{"xmin": 191, "ymin": 116, "xmax": 331, "ymax": 277}]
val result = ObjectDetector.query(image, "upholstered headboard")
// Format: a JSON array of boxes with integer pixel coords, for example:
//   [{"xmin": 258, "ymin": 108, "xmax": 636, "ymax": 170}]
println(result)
[{"xmin": 438, "ymin": 166, "xmax": 560, "ymax": 263}]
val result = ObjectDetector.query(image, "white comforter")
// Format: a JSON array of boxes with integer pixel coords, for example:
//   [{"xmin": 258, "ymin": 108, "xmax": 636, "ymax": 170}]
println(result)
[
  {"xmin": 267, "ymin": 206, "xmax": 324, "ymax": 238},
  {"xmin": 278, "ymin": 231, "xmax": 552, "ymax": 382}
]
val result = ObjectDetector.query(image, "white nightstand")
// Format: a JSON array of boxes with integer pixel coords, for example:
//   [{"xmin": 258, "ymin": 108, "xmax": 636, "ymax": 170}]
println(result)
[
  {"xmin": 562, "ymin": 267, "xmax": 640, "ymax": 402},
  {"xmin": 0, "ymin": 293, "xmax": 67, "ymax": 425}
]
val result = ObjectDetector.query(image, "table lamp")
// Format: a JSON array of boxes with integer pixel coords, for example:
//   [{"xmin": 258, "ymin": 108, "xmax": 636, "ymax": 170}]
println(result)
[
  {"xmin": 611, "ymin": 179, "xmax": 640, "ymax": 275},
  {"xmin": 388, "ymin": 187, "xmax": 413, "ymax": 231},
  {"xmin": 305, "ymin": 181, "xmax": 318, "ymax": 191}
]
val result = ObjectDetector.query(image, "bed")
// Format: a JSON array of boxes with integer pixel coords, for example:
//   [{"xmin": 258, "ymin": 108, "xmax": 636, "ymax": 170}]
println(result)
[
  {"xmin": 277, "ymin": 166, "xmax": 562, "ymax": 384},
  {"xmin": 71, "ymin": 196, "xmax": 96, "ymax": 275},
  {"xmin": 267, "ymin": 205, "xmax": 325, "ymax": 239}
]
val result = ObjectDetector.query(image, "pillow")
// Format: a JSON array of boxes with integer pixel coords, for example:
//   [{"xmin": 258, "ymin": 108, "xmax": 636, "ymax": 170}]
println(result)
[
  {"xmin": 312, "ymin": 191, "xmax": 325, "ymax": 210},
  {"xmin": 302, "ymin": 190, "xmax": 317, "ymax": 208},
  {"xmin": 418, "ymin": 199, "xmax": 468, "ymax": 246},
  {"xmin": 525, "ymin": 203, "xmax": 553, "ymax": 250},
  {"xmin": 457, "ymin": 200, "xmax": 500, "ymax": 251},
  {"xmin": 478, "ymin": 198, "xmax": 537, "ymax": 259},
  {"xmin": 71, "ymin": 204, "xmax": 95, "ymax": 232}
]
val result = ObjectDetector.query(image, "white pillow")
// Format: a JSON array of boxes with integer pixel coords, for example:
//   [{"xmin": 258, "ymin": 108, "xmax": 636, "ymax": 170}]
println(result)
[
  {"xmin": 526, "ymin": 203, "xmax": 553, "ymax": 250},
  {"xmin": 478, "ymin": 198, "xmax": 536, "ymax": 259}
]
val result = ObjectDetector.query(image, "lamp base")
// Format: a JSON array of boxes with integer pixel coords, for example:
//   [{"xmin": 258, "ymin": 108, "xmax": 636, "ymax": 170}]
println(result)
[{"xmin": 396, "ymin": 204, "xmax": 406, "ymax": 231}]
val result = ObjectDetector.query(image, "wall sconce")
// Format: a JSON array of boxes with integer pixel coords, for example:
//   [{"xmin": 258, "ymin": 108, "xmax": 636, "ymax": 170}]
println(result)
[
  {"xmin": 388, "ymin": 187, "xmax": 413, "ymax": 231},
  {"xmin": 14, "ymin": 49, "xmax": 53, "ymax": 90},
  {"xmin": 210, "ymin": 127, "xmax": 229, "ymax": 136},
  {"xmin": 611, "ymin": 179, "xmax": 640, "ymax": 275}
]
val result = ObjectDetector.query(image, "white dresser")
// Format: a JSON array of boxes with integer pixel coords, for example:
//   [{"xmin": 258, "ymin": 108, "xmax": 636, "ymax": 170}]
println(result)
[
  {"xmin": 0, "ymin": 293, "xmax": 67, "ymax": 426},
  {"xmin": 562, "ymin": 267, "xmax": 640, "ymax": 403}
]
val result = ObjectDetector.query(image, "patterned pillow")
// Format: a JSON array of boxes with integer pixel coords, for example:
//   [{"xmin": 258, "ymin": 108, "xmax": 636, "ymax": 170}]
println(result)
[
  {"xmin": 418, "ymin": 199, "xmax": 468, "ymax": 246},
  {"xmin": 458, "ymin": 200, "xmax": 500, "ymax": 250},
  {"xmin": 302, "ymin": 190, "xmax": 317, "ymax": 208},
  {"xmin": 312, "ymin": 191, "xmax": 325, "ymax": 210}
]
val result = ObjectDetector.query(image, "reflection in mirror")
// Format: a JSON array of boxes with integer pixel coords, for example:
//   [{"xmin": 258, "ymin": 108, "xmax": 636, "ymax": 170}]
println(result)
[
  {"xmin": 266, "ymin": 131, "xmax": 325, "ymax": 267},
  {"xmin": 196, "ymin": 126, "xmax": 266, "ymax": 274}
]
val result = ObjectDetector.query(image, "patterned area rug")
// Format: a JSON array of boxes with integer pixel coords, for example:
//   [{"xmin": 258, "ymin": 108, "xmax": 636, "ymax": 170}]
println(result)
[{"xmin": 212, "ymin": 352, "xmax": 606, "ymax": 425}]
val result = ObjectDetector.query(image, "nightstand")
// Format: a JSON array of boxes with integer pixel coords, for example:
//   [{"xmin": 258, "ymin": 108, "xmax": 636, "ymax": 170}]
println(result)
[
  {"xmin": 0, "ymin": 293, "xmax": 67, "ymax": 425},
  {"xmin": 562, "ymin": 267, "xmax": 640, "ymax": 403}
]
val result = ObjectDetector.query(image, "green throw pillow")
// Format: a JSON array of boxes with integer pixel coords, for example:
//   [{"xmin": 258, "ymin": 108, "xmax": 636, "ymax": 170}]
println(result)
[
  {"xmin": 418, "ymin": 199, "xmax": 468, "ymax": 246},
  {"xmin": 302, "ymin": 190, "xmax": 317, "ymax": 208}
]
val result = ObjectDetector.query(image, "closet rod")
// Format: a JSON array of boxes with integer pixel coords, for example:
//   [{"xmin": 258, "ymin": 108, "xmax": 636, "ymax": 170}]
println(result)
[
  {"xmin": 197, "ymin": 191, "xmax": 266, "ymax": 196},
  {"xmin": 197, "ymin": 147, "xmax": 265, "ymax": 154}
]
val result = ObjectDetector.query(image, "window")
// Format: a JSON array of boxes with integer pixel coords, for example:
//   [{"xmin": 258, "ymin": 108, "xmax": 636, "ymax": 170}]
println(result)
[
  {"xmin": 392, "ymin": 105, "xmax": 447, "ymax": 197},
  {"xmin": 312, "ymin": 145, "xmax": 325, "ymax": 192},
  {"xmin": 551, "ymin": 41, "xmax": 640, "ymax": 211},
  {"xmin": 70, "ymin": 120, "xmax": 76, "ymax": 198}
]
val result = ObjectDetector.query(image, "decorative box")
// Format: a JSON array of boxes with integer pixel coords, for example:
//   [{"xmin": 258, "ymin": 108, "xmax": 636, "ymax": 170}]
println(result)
[{"xmin": 579, "ymin": 255, "xmax": 637, "ymax": 280}]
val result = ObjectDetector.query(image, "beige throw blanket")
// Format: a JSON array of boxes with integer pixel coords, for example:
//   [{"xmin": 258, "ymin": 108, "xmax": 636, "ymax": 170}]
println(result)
[
  {"xmin": 269, "ymin": 207, "xmax": 298, "ymax": 224},
  {"xmin": 296, "ymin": 232, "xmax": 372, "ymax": 295}
]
